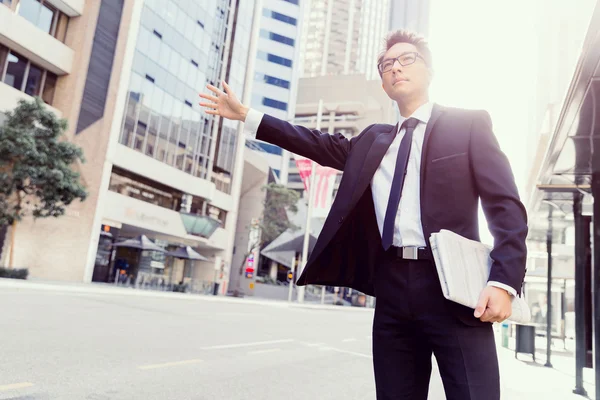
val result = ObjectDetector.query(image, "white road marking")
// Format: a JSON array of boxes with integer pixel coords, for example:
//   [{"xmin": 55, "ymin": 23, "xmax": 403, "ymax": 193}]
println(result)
[
  {"xmin": 247, "ymin": 348, "xmax": 281, "ymax": 355},
  {"xmin": 138, "ymin": 359, "xmax": 203, "ymax": 370},
  {"xmin": 202, "ymin": 339, "xmax": 294, "ymax": 350},
  {"xmin": 0, "ymin": 382, "xmax": 34, "ymax": 392},
  {"xmin": 342, "ymin": 338, "xmax": 357, "ymax": 343},
  {"xmin": 319, "ymin": 347, "xmax": 372, "ymax": 359}
]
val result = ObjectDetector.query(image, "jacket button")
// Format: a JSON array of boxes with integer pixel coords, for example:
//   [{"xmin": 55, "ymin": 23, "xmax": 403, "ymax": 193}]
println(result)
[{"xmin": 338, "ymin": 216, "xmax": 344, "ymax": 224}]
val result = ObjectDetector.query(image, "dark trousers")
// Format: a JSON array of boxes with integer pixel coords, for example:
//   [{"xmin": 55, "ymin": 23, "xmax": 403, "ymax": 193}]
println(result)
[{"xmin": 372, "ymin": 254, "xmax": 500, "ymax": 400}]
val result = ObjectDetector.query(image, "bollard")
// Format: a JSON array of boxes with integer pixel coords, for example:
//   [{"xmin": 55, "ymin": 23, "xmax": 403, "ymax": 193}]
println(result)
[{"xmin": 501, "ymin": 322, "xmax": 510, "ymax": 348}]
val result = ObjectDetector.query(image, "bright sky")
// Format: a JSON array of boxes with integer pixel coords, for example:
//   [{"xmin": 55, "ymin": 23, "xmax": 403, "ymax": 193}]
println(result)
[
  {"xmin": 427, "ymin": 0, "xmax": 545, "ymax": 243},
  {"xmin": 428, "ymin": 0, "xmax": 540, "ymax": 193}
]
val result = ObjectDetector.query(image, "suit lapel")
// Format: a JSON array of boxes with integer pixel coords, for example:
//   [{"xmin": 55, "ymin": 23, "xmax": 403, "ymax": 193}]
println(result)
[
  {"xmin": 349, "ymin": 123, "xmax": 398, "ymax": 207},
  {"xmin": 420, "ymin": 104, "xmax": 445, "ymax": 189}
]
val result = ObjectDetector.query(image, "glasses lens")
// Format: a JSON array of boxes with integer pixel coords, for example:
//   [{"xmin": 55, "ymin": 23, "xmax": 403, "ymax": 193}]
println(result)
[
  {"xmin": 399, "ymin": 53, "xmax": 417, "ymax": 65},
  {"xmin": 381, "ymin": 60, "xmax": 394, "ymax": 72}
]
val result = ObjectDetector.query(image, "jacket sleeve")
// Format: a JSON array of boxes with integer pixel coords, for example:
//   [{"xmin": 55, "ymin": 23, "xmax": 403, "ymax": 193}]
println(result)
[
  {"xmin": 256, "ymin": 114, "xmax": 372, "ymax": 171},
  {"xmin": 469, "ymin": 110, "xmax": 528, "ymax": 295}
]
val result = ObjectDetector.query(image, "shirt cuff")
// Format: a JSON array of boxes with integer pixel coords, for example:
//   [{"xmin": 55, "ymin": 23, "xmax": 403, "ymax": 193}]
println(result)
[
  {"xmin": 243, "ymin": 108, "xmax": 264, "ymax": 139},
  {"xmin": 487, "ymin": 281, "xmax": 517, "ymax": 297}
]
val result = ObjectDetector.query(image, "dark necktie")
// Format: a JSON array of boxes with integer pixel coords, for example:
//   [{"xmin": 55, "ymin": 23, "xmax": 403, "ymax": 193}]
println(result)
[{"xmin": 381, "ymin": 117, "xmax": 419, "ymax": 251}]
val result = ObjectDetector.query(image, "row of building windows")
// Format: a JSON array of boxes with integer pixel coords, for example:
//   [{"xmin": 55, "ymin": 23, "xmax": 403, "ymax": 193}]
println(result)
[
  {"xmin": 255, "ymin": 73, "xmax": 290, "ymax": 89},
  {"xmin": 108, "ymin": 166, "xmax": 227, "ymax": 232},
  {"xmin": 0, "ymin": 44, "xmax": 57, "ymax": 105},
  {"xmin": 263, "ymin": 9, "xmax": 297, "ymax": 26},
  {"xmin": 257, "ymin": 51, "xmax": 293, "ymax": 68},
  {"xmin": 260, "ymin": 30, "xmax": 295, "ymax": 47},
  {"xmin": 18, "ymin": 0, "xmax": 69, "ymax": 42},
  {"xmin": 121, "ymin": 2, "xmax": 230, "ymax": 183},
  {"xmin": 119, "ymin": 72, "xmax": 213, "ymax": 180}
]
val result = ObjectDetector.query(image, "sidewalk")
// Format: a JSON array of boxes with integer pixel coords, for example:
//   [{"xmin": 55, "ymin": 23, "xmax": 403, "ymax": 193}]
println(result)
[{"xmin": 493, "ymin": 325, "xmax": 595, "ymax": 399}]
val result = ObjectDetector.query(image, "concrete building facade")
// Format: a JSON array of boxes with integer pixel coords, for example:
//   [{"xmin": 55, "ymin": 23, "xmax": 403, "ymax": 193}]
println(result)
[{"xmin": 0, "ymin": 0, "xmax": 263, "ymax": 295}]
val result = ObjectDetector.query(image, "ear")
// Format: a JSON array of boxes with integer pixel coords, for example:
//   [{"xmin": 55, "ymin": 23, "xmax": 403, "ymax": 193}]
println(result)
[{"xmin": 427, "ymin": 67, "xmax": 434, "ymax": 83}]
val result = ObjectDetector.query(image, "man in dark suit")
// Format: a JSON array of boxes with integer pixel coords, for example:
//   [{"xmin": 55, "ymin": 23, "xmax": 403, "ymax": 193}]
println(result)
[{"xmin": 201, "ymin": 30, "xmax": 527, "ymax": 400}]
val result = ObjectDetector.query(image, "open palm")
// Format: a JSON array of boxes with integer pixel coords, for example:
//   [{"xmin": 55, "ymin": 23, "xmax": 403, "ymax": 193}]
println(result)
[{"xmin": 199, "ymin": 81, "xmax": 247, "ymax": 121}]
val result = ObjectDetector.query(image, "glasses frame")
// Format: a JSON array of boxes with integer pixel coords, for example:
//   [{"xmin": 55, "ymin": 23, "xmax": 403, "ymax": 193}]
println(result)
[{"xmin": 378, "ymin": 52, "xmax": 426, "ymax": 74}]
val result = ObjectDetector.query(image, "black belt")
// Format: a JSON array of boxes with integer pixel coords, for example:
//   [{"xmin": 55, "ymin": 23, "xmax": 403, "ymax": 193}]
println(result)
[{"xmin": 388, "ymin": 246, "xmax": 432, "ymax": 261}]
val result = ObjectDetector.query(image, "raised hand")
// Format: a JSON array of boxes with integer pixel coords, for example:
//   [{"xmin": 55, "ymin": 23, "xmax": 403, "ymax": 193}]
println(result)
[{"xmin": 199, "ymin": 80, "xmax": 249, "ymax": 122}]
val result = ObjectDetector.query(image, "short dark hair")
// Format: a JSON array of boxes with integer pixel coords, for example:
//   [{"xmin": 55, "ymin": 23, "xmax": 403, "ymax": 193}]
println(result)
[{"xmin": 377, "ymin": 30, "xmax": 432, "ymax": 75}]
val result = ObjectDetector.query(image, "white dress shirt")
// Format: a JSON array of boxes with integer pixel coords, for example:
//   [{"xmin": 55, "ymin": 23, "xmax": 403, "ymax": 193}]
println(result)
[{"xmin": 243, "ymin": 107, "xmax": 516, "ymax": 296}]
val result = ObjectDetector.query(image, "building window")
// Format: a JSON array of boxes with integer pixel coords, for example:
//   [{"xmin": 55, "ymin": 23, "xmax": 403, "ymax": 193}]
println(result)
[
  {"xmin": 3, "ymin": 51, "xmax": 27, "ymax": 91},
  {"xmin": 257, "ymin": 51, "xmax": 293, "ymax": 68},
  {"xmin": 262, "ymin": 97, "xmax": 288, "ymax": 111},
  {"xmin": 259, "ymin": 74, "xmax": 290, "ymax": 89},
  {"xmin": 108, "ymin": 167, "xmax": 183, "ymax": 211},
  {"xmin": 263, "ymin": 9, "xmax": 297, "ymax": 26},
  {"xmin": 0, "ymin": 45, "xmax": 58, "ymax": 105},
  {"xmin": 260, "ymin": 30, "xmax": 295, "ymax": 47},
  {"xmin": 281, "ymin": 0, "xmax": 299, "ymax": 5},
  {"xmin": 17, "ymin": 0, "xmax": 69, "ymax": 42},
  {"xmin": 257, "ymin": 142, "xmax": 283, "ymax": 155},
  {"xmin": 42, "ymin": 71, "xmax": 57, "ymax": 104},
  {"xmin": 24, "ymin": 64, "xmax": 43, "ymax": 96}
]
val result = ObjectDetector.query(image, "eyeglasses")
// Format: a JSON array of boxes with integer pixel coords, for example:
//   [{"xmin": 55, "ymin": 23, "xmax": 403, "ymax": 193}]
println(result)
[{"xmin": 378, "ymin": 52, "xmax": 426, "ymax": 74}]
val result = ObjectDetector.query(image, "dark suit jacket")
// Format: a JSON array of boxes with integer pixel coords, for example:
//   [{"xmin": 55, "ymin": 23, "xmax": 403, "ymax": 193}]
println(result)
[{"xmin": 255, "ymin": 104, "xmax": 528, "ymax": 299}]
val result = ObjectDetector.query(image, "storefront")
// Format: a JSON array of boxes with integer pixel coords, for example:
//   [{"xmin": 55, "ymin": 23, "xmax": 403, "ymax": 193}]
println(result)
[{"xmin": 91, "ymin": 166, "xmax": 229, "ymax": 293}]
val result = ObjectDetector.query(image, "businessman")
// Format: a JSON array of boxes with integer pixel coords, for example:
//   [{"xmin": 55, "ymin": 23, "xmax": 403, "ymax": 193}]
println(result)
[{"xmin": 200, "ymin": 30, "xmax": 528, "ymax": 400}]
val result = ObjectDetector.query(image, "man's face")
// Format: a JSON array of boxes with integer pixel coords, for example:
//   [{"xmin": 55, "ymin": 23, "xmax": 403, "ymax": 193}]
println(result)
[{"xmin": 380, "ymin": 42, "xmax": 431, "ymax": 102}]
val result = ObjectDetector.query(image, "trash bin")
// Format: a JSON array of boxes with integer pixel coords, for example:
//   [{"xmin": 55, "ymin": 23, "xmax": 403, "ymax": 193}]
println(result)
[
  {"xmin": 514, "ymin": 324, "xmax": 536, "ymax": 361},
  {"xmin": 212, "ymin": 282, "xmax": 220, "ymax": 296}
]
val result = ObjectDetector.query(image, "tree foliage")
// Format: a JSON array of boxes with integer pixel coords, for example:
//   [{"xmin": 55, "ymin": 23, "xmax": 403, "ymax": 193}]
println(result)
[
  {"xmin": 235, "ymin": 183, "xmax": 300, "ymax": 284},
  {"xmin": 0, "ymin": 97, "xmax": 87, "ymax": 226},
  {"xmin": 259, "ymin": 182, "xmax": 300, "ymax": 246}
]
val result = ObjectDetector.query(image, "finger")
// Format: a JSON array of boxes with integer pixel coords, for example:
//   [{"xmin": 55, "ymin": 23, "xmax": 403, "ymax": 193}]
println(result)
[
  {"xmin": 205, "ymin": 110, "xmax": 220, "ymax": 116},
  {"xmin": 474, "ymin": 294, "xmax": 489, "ymax": 318},
  {"xmin": 207, "ymin": 84, "xmax": 224, "ymax": 96},
  {"xmin": 222, "ymin": 80, "xmax": 231, "ymax": 94},
  {"xmin": 479, "ymin": 309, "xmax": 494, "ymax": 322},
  {"xmin": 199, "ymin": 93, "xmax": 219, "ymax": 102},
  {"xmin": 199, "ymin": 102, "xmax": 217, "ymax": 109}
]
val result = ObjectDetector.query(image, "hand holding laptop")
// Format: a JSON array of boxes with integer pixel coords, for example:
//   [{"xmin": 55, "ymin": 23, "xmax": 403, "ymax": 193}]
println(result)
[{"xmin": 429, "ymin": 229, "xmax": 531, "ymax": 324}]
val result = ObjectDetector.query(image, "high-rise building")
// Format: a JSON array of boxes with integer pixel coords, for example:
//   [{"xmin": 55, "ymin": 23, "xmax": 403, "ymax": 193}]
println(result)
[
  {"xmin": 301, "ymin": 0, "xmax": 390, "ymax": 80},
  {"xmin": 0, "ymin": 0, "xmax": 262, "ymax": 295},
  {"xmin": 388, "ymin": 0, "xmax": 430, "ymax": 36},
  {"xmin": 244, "ymin": 0, "xmax": 304, "ymax": 178}
]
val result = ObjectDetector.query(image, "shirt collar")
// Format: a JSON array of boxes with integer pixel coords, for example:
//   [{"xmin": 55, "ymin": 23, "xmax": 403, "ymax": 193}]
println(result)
[{"xmin": 397, "ymin": 102, "xmax": 434, "ymax": 133}]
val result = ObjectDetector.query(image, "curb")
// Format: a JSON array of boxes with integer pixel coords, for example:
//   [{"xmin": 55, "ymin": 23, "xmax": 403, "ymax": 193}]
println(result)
[{"xmin": 0, "ymin": 278, "xmax": 374, "ymax": 313}]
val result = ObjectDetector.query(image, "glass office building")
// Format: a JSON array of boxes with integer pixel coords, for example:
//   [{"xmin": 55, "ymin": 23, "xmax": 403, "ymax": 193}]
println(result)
[{"xmin": 118, "ymin": 0, "xmax": 228, "ymax": 184}]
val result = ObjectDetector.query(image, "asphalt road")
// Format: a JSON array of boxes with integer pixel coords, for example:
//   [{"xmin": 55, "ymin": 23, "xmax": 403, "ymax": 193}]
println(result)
[
  {"xmin": 2, "ymin": 283, "xmax": 592, "ymax": 400},
  {"xmin": 0, "ymin": 285, "xmax": 449, "ymax": 400}
]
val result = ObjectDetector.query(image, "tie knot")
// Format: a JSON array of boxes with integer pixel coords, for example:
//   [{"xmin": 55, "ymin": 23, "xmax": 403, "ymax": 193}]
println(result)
[{"xmin": 402, "ymin": 117, "xmax": 419, "ymax": 131}]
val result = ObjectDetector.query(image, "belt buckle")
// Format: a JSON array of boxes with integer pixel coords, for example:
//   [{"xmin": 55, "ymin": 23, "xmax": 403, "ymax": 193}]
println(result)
[{"xmin": 402, "ymin": 247, "xmax": 418, "ymax": 260}]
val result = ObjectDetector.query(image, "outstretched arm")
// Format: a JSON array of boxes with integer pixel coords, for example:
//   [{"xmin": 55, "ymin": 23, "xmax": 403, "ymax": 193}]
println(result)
[{"xmin": 200, "ymin": 81, "xmax": 353, "ymax": 170}]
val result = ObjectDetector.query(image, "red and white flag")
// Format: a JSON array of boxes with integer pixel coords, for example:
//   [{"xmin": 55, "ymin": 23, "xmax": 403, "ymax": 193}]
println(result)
[{"xmin": 293, "ymin": 155, "xmax": 337, "ymax": 218}]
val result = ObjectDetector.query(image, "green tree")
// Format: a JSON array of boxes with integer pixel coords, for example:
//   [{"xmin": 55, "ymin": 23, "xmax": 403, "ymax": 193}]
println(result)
[
  {"xmin": 237, "ymin": 183, "xmax": 300, "ymax": 284},
  {"xmin": 0, "ymin": 97, "xmax": 87, "ymax": 268}
]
